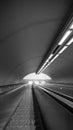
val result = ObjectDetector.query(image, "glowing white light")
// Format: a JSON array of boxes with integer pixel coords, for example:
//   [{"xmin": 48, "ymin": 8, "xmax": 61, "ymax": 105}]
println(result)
[
  {"xmin": 41, "ymin": 81, "xmax": 46, "ymax": 85},
  {"xmin": 69, "ymin": 23, "xmax": 73, "ymax": 29},
  {"xmin": 34, "ymin": 81, "xmax": 39, "ymax": 85},
  {"xmin": 46, "ymin": 59, "xmax": 49, "ymax": 63},
  {"xmin": 28, "ymin": 81, "xmax": 33, "ymax": 85},
  {"xmin": 50, "ymin": 54, "xmax": 59, "ymax": 63},
  {"xmin": 23, "ymin": 73, "xmax": 51, "ymax": 80},
  {"xmin": 38, "ymin": 54, "xmax": 54, "ymax": 73},
  {"xmin": 39, "ymin": 62, "xmax": 47, "ymax": 71},
  {"xmin": 58, "ymin": 30, "xmax": 72, "ymax": 45},
  {"xmin": 38, "ymin": 59, "xmax": 49, "ymax": 73},
  {"xmin": 59, "ymin": 46, "xmax": 68, "ymax": 54},
  {"xmin": 48, "ymin": 54, "xmax": 53, "ymax": 59},
  {"xmin": 40, "ymin": 62, "xmax": 51, "ymax": 73},
  {"xmin": 40, "ymin": 54, "xmax": 59, "ymax": 73},
  {"xmin": 66, "ymin": 38, "xmax": 73, "ymax": 45}
]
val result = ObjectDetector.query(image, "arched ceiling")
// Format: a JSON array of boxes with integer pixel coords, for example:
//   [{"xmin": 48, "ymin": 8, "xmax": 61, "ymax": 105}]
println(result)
[{"xmin": 0, "ymin": 0, "xmax": 73, "ymax": 85}]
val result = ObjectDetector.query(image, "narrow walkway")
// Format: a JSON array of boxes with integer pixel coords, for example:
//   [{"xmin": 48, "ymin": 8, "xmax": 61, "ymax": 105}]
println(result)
[{"xmin": 5, "ymin": 86, "xmax": 35, "ymax": 130}]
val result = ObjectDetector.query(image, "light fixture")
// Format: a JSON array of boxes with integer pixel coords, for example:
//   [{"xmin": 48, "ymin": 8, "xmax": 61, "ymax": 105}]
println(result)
[
  {"xmin": 66, "ymin": 37, "xmax": 73, "ymax": 45},
  {"xmin": 41, "ymin": 62, "xmax": 51, "ymax": 72},
  {"xmin": 38, "ymin": 54, "xmax": 53, "ymax": 73},
  {"xmin": 58, "ymin": 30, "xmax": 72, "ymax": 45},
  {"xmin": 48, "ymin": 54, "xmax": 53, "ymax": 59},
  {"xmin": 41, "ymin": 81, "xmax": 46, "ymax": 85},
  {"xmin": 50, "ymin": 54, "xmax": 59, "ymax": 63},
  {"xmin": 38, "ymin": 58, "xmax": 49, "ymax": 73},
  {"xmin": 59, "ymin": 46, "xmax": 68, "ymax": 54},
  {"xmin": 37, "ymin": 20, "xmax": 73, "ymax": 74},
  {"xmin": 28, "ymin": 81, "xmax": 33, "ymax": 85},
  {"xmin": 69, "ymin": 22, "xmax": 73, "ymax": 29},
  {"xmin": 39, "ymin": 54, "xmax": 59, "ymax": 73}
]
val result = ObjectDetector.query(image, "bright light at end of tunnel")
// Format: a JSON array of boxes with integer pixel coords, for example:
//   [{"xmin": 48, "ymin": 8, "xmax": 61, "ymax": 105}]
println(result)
[
  {"xmin": 28, "ymin": 81, "xmax": 33, "ymax": 85},
  {"xmin": 34, "ymin": 81, "xmax": 40, "ymax": 85},
  {"xmin": 41, "ymin": 81, "xmax": 46, "ymax": 84},
  {"xmin": 23, "ymin": 72, "xmax": 51, "ymax": 80},
  {"xmin": 23, "ymin": 72, "xmax": 51, "ymax": 86}
]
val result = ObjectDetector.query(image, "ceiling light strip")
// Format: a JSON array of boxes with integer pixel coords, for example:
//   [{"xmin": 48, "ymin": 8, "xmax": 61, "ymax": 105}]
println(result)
[
  {"xmin": 59, "ymin": 46, "xmax": 68, "ymax": 54},
  {"xmin": 38, "ymin": 21, "xmax": 73, "ymax": 74},
  {"xmin": 48, "ymin": 54, "xmax": 53, "ymax": 59},
  {"xmin": 39, "ymin": 54, "xmax": 59, "ymax": 73},
  {"xmin": 58, "ymin": 30, "xmax": 72, "ymax": 45},
  {"xmin": 40, "ymin": 62, "xmax": 51, "ymax": 73},
  {"xmin": 38, "ymin": 43, "xmax": 69, "ymax": 73},
  {"xmin": 39, "ymin": 54, "xmax": 53, "ymax": 73},
  {"xmin": 69, "ymin": 22, "xmax": 73, "ymax": 29},
  {"xmin": 66, "ymin": 37, "xmax": 73, "ymax": 45},
  {"xmin": 38, "ymin": 54, "xmax": 54, "ymax": 73}
]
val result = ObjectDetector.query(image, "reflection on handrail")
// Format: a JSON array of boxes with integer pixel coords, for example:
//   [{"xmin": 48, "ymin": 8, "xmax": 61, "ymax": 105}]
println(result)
[{"xmin": 37, "ymin": 85, "xmax": 73, "ymax": 113}]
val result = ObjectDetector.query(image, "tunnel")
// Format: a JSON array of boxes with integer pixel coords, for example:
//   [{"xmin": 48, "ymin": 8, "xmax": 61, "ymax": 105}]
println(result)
[{"xmin": 0, "ymin": 0, "xmax": 73, "ymax": 130}]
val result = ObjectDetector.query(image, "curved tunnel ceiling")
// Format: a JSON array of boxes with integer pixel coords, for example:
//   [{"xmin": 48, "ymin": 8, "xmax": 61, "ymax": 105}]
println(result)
[{"xmin": 0, "ymin": 0, "xmax": 73, "ymax": 85}]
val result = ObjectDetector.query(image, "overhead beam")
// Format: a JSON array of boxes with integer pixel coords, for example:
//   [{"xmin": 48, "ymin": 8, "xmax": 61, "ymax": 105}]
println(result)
[{"xmin": 36, "ymin": 8, "xmax": 73, "ymax": 74}]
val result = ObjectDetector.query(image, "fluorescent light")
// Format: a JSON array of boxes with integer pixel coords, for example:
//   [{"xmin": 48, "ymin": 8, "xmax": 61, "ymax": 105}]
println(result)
[
  {"xmin": 42, "ymin": 59, "xmax": 49, "ymax": 68},
  {"xmin": 48, "ymin": 54, "xmax": 53, "ymax": 59},
  {"xmin": 59, "ymin": 46, "xmax": 68, "ymax": 54},
  {"xmin": 45, "ymin": 54, "xmax": 53, "ymax": 64},
  {"xmin": 40, "ymin": 62, "xmax": 51, "ymax": 72},
  {"xmin": 50, "ymin": 59, "xmax": 54, "ymax": 63},
  {"xmin": 46, "ymin": 58, "xmax": 49, "ymax": 63},
  {"xmin": 38, "ymin": 54, "xmax": 54, "ymax": 73},
  {"xmin": 66, "ymin": 38, "xmax": 73, "ymax": 45},
  {"xmin": 38, "ymin": 63, "xmax": 46, "ymax": 73},
  {"xmin": 50, "ymin": 54, "xmax": 59, "ymax": 63},
  {"xmin": 53, "ymin": 54, "xmax": 59, "ymax": 60},
  {"xmin": 58, "ymin": 30, "xmax": 72, "ymax": 45},
  {"xmin": 34, "ymin": 81, "xmax": 40, "ymax": 85},
  {"xmin": 40, "ymin": 54, "xmax": 59, "ymax": 73},
  {"xmin": 69, "ymin": 23, "xmax": 73, "ymax": 29},
  {"xmin": 38, "ymin": 58, "xmax": 50, "ymax": 73},
  {"xmin": 39, "ymin": 64, "xmax": 46, "ymax": 72},
  {"xmin": 41, "ymin": 63, "xmax": 46, "ymax": 69}
]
